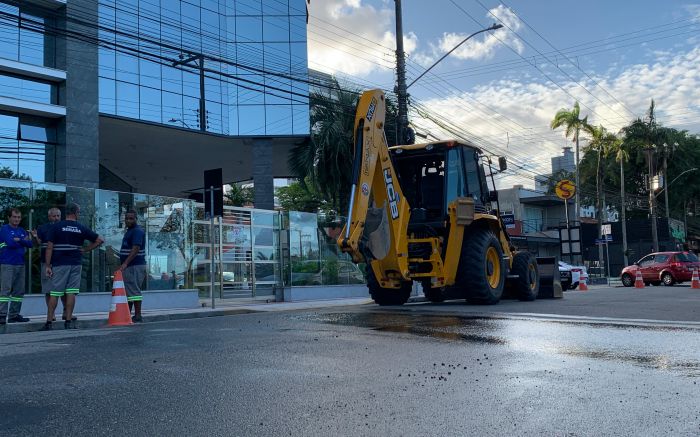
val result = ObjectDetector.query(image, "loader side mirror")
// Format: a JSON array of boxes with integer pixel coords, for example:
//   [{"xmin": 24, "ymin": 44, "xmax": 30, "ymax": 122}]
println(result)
[{"xmin": 498, "ymin": 157, "xmax": 507, "ymax": 172}]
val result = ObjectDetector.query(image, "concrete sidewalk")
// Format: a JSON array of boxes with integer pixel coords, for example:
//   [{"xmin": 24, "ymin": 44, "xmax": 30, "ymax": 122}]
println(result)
[{"xmin": 0, "ymin": 297, "xmax": 375, "ymax": 334}]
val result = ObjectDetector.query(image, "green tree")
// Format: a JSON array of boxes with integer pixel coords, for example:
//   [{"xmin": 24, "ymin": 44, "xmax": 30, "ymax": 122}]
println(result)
[
  {"xmin": 289, "ymin": 78, "xmax": 398, "ymax": 213},
  {"xmin": 550, "ymin": 102, "xmax": 590, "ymax": 216},
  {"xmin": 583, "ymin": 124, "xmax": 619, "ymax": 218},
  {"xmin": 224, "ymin": 183, "xmax": 253, "ymax": 207},
  {"xmin": 276, "ymin": 180, "xmax": 324, "ymax": 212}
]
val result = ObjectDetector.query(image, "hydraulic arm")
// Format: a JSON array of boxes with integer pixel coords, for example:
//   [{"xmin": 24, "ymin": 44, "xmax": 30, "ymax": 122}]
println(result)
[{"xmin": 337, "ymin": 90, "xmax": 411, "ymax": 287}]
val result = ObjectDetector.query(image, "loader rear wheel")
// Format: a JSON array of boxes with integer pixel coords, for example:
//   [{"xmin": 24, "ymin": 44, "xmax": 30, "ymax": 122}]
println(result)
[
  {"xmin": 423, "ymin": 287, "xmax": 445, "ymax": 303},
  {"xmin": 509, "ymin": 251, "xmax": 539, "ymax": 301},
  {"xmin": 458, "ymin": 229, "xmax": 505, "ymax": 305},
  {"xmin": 366, "ymin": 268, "xmax": 412, "ymax": 306}
]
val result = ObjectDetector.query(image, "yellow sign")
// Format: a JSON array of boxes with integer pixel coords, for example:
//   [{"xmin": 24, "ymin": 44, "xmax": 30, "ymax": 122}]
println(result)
[{"xmin": 555, "ymin": 179, "xmax": 576, "ymax": 200}]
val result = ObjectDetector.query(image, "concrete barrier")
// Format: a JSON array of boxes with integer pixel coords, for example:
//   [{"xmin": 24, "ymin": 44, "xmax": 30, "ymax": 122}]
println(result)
[
  {"xmin": 283, "ymin": 284, "xmax": 368, "ymax": 302},
  {"xmin": 17, "ymin": 289, "xmax": 200, "ymax": 317}
]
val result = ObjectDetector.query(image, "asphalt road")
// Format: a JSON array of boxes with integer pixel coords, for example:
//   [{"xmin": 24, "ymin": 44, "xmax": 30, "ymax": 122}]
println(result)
[{"xmin": 1, "ymin": 286, "xmax": 699, "ymax": 436}]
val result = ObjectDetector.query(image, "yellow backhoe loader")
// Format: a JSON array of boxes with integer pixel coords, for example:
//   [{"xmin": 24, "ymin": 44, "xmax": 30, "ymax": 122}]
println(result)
[{"xmin": 338, "ymin": 89, "xmax": 550, "ymax": 305}]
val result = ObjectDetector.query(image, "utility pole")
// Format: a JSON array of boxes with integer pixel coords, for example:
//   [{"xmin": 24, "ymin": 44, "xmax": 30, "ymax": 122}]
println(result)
[
  {"xmin": 393, "ymin": 1, "xmax": 500, "ymax": 145},
  {"xmin": 645, "ymin": 145, "xmax": 659, "ymax": 252},
  {"xmin": 620, "ymin": 153, "xmax": 628, "ymax": 266},
  {"xmin": 173, "ymin": 53, "xmax": 206, "ymax": 132},
  {"xmin": 663, "ymin": 146, "xmax": 670, "ymax": 222},
  {"xmin": 394, "ymin": 0, "xmax": 409, "ymax": 146}
]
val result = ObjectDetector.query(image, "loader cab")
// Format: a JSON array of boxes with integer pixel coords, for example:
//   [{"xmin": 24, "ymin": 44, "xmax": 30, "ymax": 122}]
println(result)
[{"xmin": 391, "ymin": 141, "xmax": 490, "ymax": 228}]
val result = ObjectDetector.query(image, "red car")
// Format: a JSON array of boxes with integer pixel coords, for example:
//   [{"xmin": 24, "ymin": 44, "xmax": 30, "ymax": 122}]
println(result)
[{"xmin": 621, "ymin": 251, "xmax": 700, "ymax": 287}]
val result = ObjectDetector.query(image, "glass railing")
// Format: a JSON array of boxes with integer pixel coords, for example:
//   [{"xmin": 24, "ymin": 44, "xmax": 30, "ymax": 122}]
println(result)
[{"xmin": 0, "ymin": 178, "xmax": 366, "ymax": 298}]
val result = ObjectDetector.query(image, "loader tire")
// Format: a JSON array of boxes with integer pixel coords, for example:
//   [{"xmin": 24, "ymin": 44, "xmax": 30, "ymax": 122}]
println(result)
[
  {"xmin": 458, "ymin": 229, "xmax": 505, "ymax": 305},
  {"xmin": 367, "ymin": 268, "xmax": 412, "ymax": 306},
  {"xmin": 423, "ymin": 287, "xmax": 445, "ymax": 303},
  {"xmin": 509, "ymin": 251, "xmax": 539, "ymax": 301}
]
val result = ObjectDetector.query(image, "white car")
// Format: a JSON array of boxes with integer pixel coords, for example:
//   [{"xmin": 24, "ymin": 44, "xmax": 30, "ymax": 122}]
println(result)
[{"xmin": 558, "ymin": 261, "xmax": 588, "ymax": 290}]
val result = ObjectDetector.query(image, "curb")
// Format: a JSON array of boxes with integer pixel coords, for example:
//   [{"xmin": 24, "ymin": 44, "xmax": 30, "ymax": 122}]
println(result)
[{"xmin": 0, "ymin": 308, "xmax": 259, "ymax": 334}]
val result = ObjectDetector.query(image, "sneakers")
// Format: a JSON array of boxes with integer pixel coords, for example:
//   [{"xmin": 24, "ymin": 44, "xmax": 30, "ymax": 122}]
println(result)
[
  {"xmin": 62, "ymin": 315, "xmax": 78, "ymax": 321},
  {"xmin": 39, "ymin": 322, "xmax": 53, "ymax": 331},
  {"xmin": 132, "ymin": 315, "xmax": 143, "ymax": 323},
  {"xmin": 64, "ymin": 320, "xmax": 77, "ymax": 330},
  {"xmin": 8, "ymin": 315, "xmax": 29, "ymax": 323}
]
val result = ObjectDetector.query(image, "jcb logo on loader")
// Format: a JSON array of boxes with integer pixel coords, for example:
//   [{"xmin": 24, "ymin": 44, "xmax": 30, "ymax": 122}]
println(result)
[
  {"xmin": 366, "ymin": 97, "xmax": 377, "ymax": 122},
  {"xmin": 383, "ymin": 168, "xmax": 399, "ymax": 219}
]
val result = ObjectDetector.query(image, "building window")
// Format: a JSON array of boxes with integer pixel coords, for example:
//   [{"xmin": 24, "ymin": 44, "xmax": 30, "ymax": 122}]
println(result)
[
  {"xmin": 0, "ymin": 73, "xmax": 56, "ymax": 105},
  {"xmin": 96, "ymin": 0, "xmax": 310, "ymax": 136},
  {"xmin": 0, "ymin": 4, "xmax": 56, "ymax": 67},
  {"xmin": 0, "ymin": 113, "xmax": 56, "ymax": 182}
]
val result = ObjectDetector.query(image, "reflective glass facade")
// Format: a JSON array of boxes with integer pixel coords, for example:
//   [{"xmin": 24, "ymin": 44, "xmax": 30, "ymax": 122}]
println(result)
[
  {"xmin": 0, "ymin": 112, "xmax": 56, "ymax": 182},
  {"xmin": 97, "ymin": 0, "xmax": 309, "ymax": 136},
  {"xmin": 0, "ymin": 3, "xmax": 56, "ymax": 68}
]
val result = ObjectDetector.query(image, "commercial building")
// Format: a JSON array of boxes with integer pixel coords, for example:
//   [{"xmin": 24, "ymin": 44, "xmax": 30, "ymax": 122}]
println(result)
[{"xmin": 0, "ymin": 0, "xmax": 310, "ymax": 208}]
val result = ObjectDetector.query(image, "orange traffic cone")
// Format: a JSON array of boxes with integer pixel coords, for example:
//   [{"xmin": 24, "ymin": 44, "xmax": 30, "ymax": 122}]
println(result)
[
  {"xmin": 578, "ymin": 272, "xmax": 589, "ymax": 291},
  {"xmin": 108, "ymin": 270, "xmax": 133, "ymax": 326},
  {"xmin": 691, "ymin": 268, "xmax": 700, "ymax": 289},
  {"xmin": 634, "ymin": 270, "xmax": 645, "ymax": 289}
]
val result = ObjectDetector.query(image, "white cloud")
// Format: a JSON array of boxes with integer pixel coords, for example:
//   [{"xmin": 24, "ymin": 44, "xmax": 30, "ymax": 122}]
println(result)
[
  {"xmin": 414, "ymin": 47, "xmax": 700, "ymax": 188},
  {"xmin": 433, "ymin": 5, "xmax": 523, "ymax": 62},
  {"xmin": 307, "ymin": 0, "xmax": 399, "ymax": 77}
]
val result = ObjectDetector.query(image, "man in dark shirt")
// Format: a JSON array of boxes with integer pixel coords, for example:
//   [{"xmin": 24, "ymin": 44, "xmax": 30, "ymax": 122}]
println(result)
[
  {"xmin": 118, "ymin": 210, "xmax": 147, "ymax": 322},
  {"xmin": 32, "ymin": 207, "xmax": 71, "ymax": 318},
  {"xmin": 0, "ymin": 208, "xmax": 32, "ymax": 324},
  {"xmin": 41, "ymin": 203, "xmax": 103, "ymax": 330}
]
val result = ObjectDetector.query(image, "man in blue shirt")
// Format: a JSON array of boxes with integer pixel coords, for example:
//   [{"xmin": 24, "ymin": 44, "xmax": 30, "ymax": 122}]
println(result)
[
  {"xmin": 41, "ymin": 203, "xmax": 103, "ymax": 330},
  {"xmin": 0, "ymin": 208, "xmax": 32, "ymax": 324},
  {"xmin": 118, "ymin": 210, "xmax": 147, "ymax": 322}
]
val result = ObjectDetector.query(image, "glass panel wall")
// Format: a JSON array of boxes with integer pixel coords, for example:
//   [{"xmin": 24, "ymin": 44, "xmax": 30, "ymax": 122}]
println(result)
[
  {"xmin": 97, "ymin": 0, "xmax": 309, "ymax": 135},
  {"xmin": 0, "ymin": 3, "xmax": 56, "ymax": 67},
  {"xmin": 0, "ymin": 112, "xmax": 56, "ymax": 182},
  {"xmin": 0, "ymin": 178, "xmax": 364, "ymax": 299},
  {"xmin": 287, "ymin": 211, "xmax": 365, "ymax": 286}
]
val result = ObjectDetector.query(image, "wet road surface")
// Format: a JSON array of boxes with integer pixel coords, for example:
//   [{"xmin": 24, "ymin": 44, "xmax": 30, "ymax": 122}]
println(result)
[{"xmin": 1, "ymin": 303, "xmax": 699, "ymax": 436}]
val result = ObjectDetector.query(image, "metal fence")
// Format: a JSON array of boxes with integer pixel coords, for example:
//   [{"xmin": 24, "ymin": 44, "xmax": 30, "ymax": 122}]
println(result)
[{"xmin": 0, "ymin": 179, "xmax": 364, "ymax": 300}]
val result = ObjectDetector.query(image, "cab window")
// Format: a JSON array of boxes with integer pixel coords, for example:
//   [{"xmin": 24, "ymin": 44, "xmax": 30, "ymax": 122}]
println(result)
[
  {"xmin": 445, "ymin": 148, "xmax": 466, "ymax": 208},
  {"xmin": 462, "ymin": 148, "xmax": 483, "ymax": 204}
]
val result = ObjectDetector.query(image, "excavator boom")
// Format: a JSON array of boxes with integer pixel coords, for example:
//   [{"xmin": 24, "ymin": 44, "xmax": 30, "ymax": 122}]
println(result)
[{"xmin": 338, "ymin": 90, "xmax": 411, "ymax": 286}]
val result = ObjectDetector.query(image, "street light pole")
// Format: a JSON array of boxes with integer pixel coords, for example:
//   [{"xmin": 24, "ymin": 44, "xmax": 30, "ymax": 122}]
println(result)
[
  {"xmin": 393, "ymin": 0, "xmax": 502, "ymax": 145},
  {"xmin": 645, "ymin": 145, "xmax": 659, "ymax": 252},
  {"xmin": 406, "ymin": 23, "xmax": 503, "ymax": 90}
]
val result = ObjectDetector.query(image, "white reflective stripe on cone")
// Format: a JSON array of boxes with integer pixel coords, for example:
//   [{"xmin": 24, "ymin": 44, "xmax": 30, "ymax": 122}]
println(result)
[
  {"xmin": 113, "ymin": 281, "xmax": 125, "ymax": 289},
  {"xmin": 111, "ymin": 295, "xmax": 128, "ymax": 305}
]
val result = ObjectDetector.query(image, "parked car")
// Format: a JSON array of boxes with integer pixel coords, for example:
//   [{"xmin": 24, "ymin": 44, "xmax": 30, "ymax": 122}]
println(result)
[
  {"xmin": 620, "ymin": 251, "xmax": 700, "ymax": 287},
  {"xmin": 559, "ymin": 261, "xmax": 587, "ymax": 290}
]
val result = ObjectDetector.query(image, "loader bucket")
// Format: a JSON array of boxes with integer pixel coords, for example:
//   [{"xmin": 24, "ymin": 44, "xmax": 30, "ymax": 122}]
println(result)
[{"xmin": 535, "ymin": 257, "xmax": 563, "ymax": 299}]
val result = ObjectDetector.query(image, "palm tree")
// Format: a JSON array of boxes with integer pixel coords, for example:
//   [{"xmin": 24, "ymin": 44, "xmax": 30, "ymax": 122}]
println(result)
[
  {"xmin": 607, "ymin": 138, "xmax": 630, "ymax": 265},
  {"xmin": 551, "ymin": 102, "xmax": 590, "ymax": 220},
  {"xmin": 289, "ymin": 79, "xmax": 360, "ymax": 212},
  {"xmin": 289, "ymin": 78, "xmax": 399, "ymax": 214},
  {"xmin": 620, "ymin": 100, "xmax": 667, "ymax": 251},
  {"xmin": 584, "ymin": 124, "xmax": 618, "ymax": 274}
]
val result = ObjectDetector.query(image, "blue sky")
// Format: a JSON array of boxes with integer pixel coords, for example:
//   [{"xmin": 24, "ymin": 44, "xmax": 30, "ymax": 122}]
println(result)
[{"xmin": 307, "ymin": 0, "xmax": 700, "ymax": 188}]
